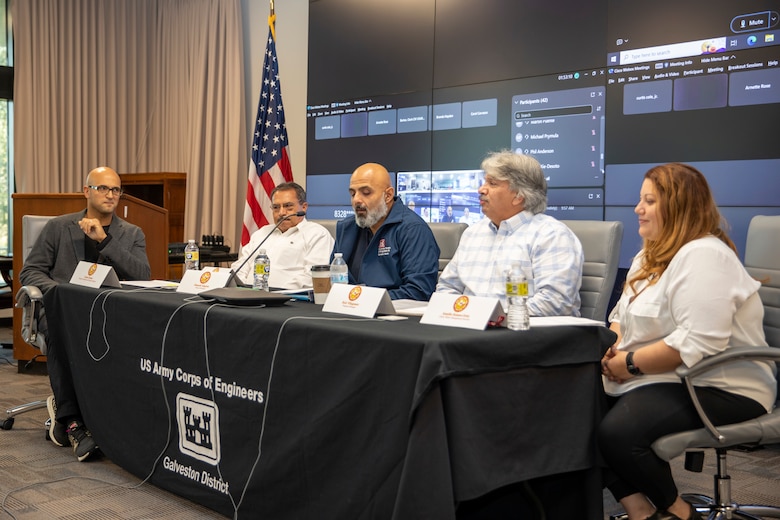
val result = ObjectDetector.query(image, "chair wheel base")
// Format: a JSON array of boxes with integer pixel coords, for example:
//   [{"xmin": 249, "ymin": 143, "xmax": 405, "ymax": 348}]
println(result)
[
  {"xmin": 1, "ymin": 417, "xmax": 14, "ymax": 430},
  {"xmin": 681, "ymin": 493, "xmax": 714, "ymax": 506}
]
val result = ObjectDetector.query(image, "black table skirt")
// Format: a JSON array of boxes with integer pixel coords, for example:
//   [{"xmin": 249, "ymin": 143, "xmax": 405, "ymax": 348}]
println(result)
[{"xmin": 45, "ymin": 284, "xmax": 614, "ymax": 519}]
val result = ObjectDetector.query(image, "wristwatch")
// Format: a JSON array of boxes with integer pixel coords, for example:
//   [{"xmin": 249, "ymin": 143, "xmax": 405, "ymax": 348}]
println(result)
[{"xmin": 626, "ymin": 351, "xmax": 643, "ymax": 376}]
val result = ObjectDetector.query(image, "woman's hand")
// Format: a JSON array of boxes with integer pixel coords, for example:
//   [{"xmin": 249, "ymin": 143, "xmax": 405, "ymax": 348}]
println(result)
[
  {"xmin": 601, "ymin": 347, "xmax": 631, "ymax": 384},
  {"xmin": 602, "ymin": 340, "xmax": 684, "ymax": 383}
]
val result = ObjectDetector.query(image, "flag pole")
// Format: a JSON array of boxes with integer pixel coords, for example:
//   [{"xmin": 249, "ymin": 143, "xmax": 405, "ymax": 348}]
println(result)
[{"xmin": 269, "ymin": 0, "xmax": 276, "ymax": 41}]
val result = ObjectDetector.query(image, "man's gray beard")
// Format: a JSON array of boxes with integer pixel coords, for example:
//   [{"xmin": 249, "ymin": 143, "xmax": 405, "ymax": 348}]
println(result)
[{"xmin": 354, "ymin": 198, "xmax": 388, "ymax": 228}]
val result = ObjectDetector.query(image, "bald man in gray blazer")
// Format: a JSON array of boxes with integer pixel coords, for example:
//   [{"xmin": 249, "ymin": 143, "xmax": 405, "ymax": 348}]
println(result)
[{"xmin": 19, "ymin": 166, "xmax": 151, "ymax": 461}]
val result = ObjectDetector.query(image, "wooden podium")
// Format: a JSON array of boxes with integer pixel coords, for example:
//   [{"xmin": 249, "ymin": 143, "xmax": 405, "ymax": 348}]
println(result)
[
  {"xmin": 11, "ymin": 193, "xmax": 169, "ymax": 367},
  {"xmin": 119, "ymin": 172, "xmax": 186, "ymax": 279}
]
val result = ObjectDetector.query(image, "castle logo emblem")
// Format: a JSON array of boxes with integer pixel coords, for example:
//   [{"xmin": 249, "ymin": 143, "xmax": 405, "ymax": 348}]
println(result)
[{"xmin": 176, "ymin": 393, "xmax": 221, "ymax": 464}]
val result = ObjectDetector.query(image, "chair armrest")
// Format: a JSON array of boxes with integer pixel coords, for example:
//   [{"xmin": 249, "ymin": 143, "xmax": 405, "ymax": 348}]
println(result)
[
  {"xmin": 15, "ymin": 285, "xmax": 44, "ymax": 303},
  {"xmin": 15, "ymin": 285, "xmax": 47, "ymax": 354},
  {"xmin": 676, "ymin": 346, "xmax": 779, "ymax": 443},
  {"xmin": 676, "ymin": 346, "xmax": 780, "ymax": 378}
]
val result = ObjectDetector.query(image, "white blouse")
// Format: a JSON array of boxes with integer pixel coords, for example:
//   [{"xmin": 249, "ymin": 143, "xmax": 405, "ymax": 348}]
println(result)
[{"xmin": 604, "ymin": 236, "xmax": 777, "ymax": 412}]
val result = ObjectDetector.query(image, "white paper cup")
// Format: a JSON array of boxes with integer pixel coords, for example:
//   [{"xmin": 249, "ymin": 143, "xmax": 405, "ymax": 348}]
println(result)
[{"xmin": 311, "ymin": 265, "xmax": 331, "ymax": 304}]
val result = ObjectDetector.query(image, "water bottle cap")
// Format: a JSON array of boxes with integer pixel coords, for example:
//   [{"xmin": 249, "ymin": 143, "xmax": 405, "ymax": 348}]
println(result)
[
  {"xmin": 188, "ymin": 239, "xmax": 196, "ymax": 244},
  {"xmin": 334, "ymin": 252, "xmax": 343, "ymax": 258}
]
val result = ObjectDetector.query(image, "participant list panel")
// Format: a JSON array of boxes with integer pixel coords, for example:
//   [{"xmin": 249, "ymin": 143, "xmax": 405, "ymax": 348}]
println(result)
[{"xmin": 511, "ymin": 86, "xmax": 605, "ymax": 187}]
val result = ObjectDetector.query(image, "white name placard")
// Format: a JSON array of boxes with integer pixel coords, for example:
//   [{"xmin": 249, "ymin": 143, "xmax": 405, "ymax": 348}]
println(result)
[
  {"xmin": 322, "ymin": 284, "xmax": 395, "ymax": 318},
  {"xmin": 69, "ymin": 261, "xmax": 121, "ymax": 289},
  {"xmin": 177, "ymin": 268, "xmax": 236, "ymax": 295},
  {"xmin": 420, "ymin": 293, "xmax": 505, "ymax": 330}
]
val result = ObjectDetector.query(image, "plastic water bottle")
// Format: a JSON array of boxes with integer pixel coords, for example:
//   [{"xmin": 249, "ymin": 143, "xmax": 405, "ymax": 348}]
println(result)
[
  {"xmin": 505, "ymin": 262, "xmax": 529, "ymax": 331},
  {"xmin": 330, "ymin": 253, "xmax": 349, "ymax": 284},
  {"xmin": 253, "ymin": 249, "xmax": 270, "ymax": 291},
  {"xmin": 184, "ymin": 239, "xmax": 199, "ymax": 271}
]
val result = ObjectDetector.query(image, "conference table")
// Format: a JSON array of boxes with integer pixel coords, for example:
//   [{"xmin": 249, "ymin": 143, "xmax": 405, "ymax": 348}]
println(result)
[{"xmin": 45, "ymin": 283, "xmax": 615, "ymax": 519}]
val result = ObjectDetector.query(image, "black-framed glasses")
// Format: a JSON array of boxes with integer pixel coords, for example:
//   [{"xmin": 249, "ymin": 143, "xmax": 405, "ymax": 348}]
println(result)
[{"xmin": 88, "ymin": 185, "xmax": 123, "ymax": 196}]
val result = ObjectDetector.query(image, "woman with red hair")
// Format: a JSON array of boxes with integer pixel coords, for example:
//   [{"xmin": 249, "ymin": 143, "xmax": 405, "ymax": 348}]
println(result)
[{"xmin": 599, "ymin": 163, "xmax": 776, "ymax": 520}]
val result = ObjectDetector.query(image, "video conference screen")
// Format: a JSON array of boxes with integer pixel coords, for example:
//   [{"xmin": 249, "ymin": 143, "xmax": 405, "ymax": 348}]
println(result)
[{"xmin": 305, "ymin": 0, "xmax": 780, "ymax": 266}]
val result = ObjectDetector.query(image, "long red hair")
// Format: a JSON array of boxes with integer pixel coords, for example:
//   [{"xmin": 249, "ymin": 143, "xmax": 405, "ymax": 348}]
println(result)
[{"xmin": 628, "ymin": 163, "xmax": 736, "ymax": 294}]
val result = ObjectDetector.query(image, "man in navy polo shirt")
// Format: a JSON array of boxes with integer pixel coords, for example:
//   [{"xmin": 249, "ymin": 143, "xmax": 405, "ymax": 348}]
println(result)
[{"xmin": 332, "ymin": 163, "xmax": 439, "ymax": 301}]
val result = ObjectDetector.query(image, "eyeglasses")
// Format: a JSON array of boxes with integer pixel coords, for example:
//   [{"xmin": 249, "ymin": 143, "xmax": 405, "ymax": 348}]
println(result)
[
  {"xmin": 88, "ymin": 185, "xmax": 123, "ymax": 196},
  {"xmin": 271, "ymin": 202, "xmax": 299, "ymax": 211}
]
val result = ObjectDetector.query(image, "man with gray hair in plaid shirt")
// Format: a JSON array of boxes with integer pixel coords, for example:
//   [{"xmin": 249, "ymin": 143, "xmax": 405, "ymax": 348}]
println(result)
[{"xmin": 436, "ymin": 150, "xmax": 584, "ymax": 316}]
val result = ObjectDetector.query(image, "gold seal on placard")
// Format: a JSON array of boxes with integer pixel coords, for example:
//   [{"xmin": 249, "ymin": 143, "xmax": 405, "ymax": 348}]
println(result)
[
  {"xmin": 348, "ymin": 286, "xmax": 362, "ymax": 301},
  {"xmin": 453, "ymin": 295, "xmax": 469, "ymax": 312}
]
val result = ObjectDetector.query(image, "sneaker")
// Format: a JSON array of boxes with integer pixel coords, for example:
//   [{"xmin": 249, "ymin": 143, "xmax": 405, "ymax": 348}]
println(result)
[
  {"xmin": 46, "ymin": 395, "xmax": 69, "ymax": 447},
  {"xmin": 66, "ymin": 419, "xmax": 98, "ymax": 461}
]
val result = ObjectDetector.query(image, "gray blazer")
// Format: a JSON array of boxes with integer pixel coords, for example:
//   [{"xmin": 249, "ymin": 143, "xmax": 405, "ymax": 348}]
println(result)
[{"xmin": 19, "ymin": 210, "xmax": 151, "ymax": 294}]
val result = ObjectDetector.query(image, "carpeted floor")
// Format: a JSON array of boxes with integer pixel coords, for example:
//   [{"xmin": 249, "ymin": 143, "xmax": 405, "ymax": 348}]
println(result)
[
  {"xmin": 602, "ymin": 442, "xmax": 780, "ymax": 519},
  {"xmin": 2, "ymin": 315, "xmax": 779, "ymax": 519},
  {"xmin": 0, "ymin": 318, "xmax": 226, "ymax": 520}
]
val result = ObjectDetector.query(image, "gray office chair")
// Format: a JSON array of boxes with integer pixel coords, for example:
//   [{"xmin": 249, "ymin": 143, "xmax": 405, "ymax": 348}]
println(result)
[
  {"xmin": 646, "ymin": 215, "xmax": 780, "ymax": 520},
  {"xmin": 309, "ymin": 218, "xmax": 337, "ymax": 240},
  {"xmin": 428, "ymin": 222, "xmax": 468, "ymax": 277},
  {"xmin": 2, "ymin": 215, "xmax": 54, "ymax": 431},
  {"xmin": 560, "ymin": 220, "xmax": 623, "ymax": 322}
]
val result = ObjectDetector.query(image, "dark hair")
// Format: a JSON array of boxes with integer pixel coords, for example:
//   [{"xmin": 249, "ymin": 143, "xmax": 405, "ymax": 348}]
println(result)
[{"xmin": 271, "ymin": 182, "xmax": 307, "ymax": 204}]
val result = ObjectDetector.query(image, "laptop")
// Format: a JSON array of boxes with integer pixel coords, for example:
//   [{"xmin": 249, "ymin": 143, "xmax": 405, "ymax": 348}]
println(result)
[{"xmin": 198, "ymin": 287, "xmax": 291, "ymax": 306}]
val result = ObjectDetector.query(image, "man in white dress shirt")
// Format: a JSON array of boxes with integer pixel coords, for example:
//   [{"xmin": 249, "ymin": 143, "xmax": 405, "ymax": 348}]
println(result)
[{"xmin": 231, "ymin": 182, "xmax": 334, "ymax": 288}]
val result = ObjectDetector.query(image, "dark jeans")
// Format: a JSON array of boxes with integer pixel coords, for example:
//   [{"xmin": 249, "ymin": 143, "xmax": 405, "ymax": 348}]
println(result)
[{"xmin": 599, "ymin": 383, "xmax": 765, "ymax": 510}]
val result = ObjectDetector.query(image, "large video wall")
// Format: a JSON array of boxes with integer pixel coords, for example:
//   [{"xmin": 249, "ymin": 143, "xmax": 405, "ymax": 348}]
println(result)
[{"xmin": 305, "ymin": 0, "xmax": 780, "ymax": 266}]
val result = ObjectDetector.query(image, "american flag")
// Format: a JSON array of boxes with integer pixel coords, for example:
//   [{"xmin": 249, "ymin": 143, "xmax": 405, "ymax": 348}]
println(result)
[{"xmin": 241, "ymin": 13, "xmax": 293, "ymax": 245}]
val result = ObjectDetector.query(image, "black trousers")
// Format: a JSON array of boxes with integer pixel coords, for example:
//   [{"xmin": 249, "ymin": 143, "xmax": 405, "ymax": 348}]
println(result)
[
  {"xmin": 42, "ymin": 312, "xmax": 82, "ymax": 423},
  {"xmin": 598, "ymin": 383, "xmax": 765, "ymax": 510}
]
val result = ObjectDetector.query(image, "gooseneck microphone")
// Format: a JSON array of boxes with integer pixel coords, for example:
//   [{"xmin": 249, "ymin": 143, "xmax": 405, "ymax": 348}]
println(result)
[{"xmin": 225, "ymin": 211, "xmax": 306, "ymax": 288}]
